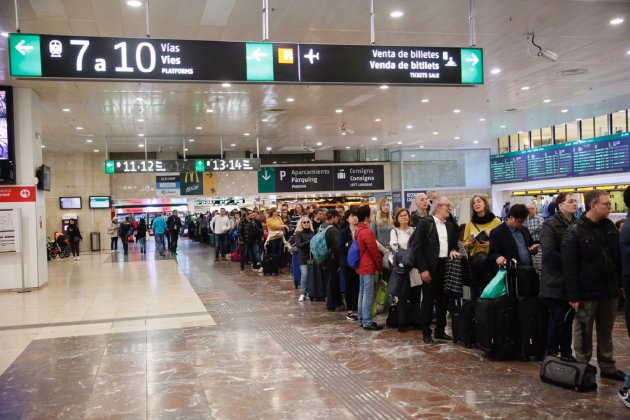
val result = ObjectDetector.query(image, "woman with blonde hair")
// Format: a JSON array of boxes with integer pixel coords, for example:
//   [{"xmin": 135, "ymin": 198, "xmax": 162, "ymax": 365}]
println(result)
[
  {"xmin": 265, "ymin": 207, "xmax": 287, "ymax": 259},
  {"xmin": 294, "ymin": 216, "xmax": 315, "ymax": 301},
  {"xmin": 370, "ymin": 198, "xmax": 394, "ymax": 251},
  {"xmin": 463, "ymin": 194, "xmax": 501, "ymax": 294}
]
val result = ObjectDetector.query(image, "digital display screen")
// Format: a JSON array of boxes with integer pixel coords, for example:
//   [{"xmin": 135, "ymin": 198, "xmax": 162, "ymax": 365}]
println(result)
[
  {"xmin": 10, "ymin": 34, "xmax": 483, "ymax": 86},
  {"xmin": 89, "ymin": 196, "xmax": 111, "ymax": 209},
  {"xmin": 490, "ymin": 132, "xmax": 630, "ymax": 184},
  {"xmin": 0, "ymin": 86, "xmax": 16, "ymax": 184},
  {"xmin": 59, "ymin": 197, "xmax": 82, "ymax": 209}
]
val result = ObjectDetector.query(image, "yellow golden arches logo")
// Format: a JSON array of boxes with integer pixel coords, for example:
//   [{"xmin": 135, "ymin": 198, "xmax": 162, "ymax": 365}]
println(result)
[{"xmin": 183, "ymin": 171, "xmax": 200, "ymax": 183}]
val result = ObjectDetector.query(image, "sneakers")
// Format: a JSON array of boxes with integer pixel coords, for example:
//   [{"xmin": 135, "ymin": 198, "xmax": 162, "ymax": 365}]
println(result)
[
  {"xmin": 363, "ymin": 322, "xmax": 383, "ymax": 331},
  {"xmin": 619, "ymin": 387, "xmax": 630, "ymax": 408},
  {"xmin": 257, "ymin": 267, "xmax": 264, "ymax": 273},
  {"xmin": 73, "ymin": 256, "xmax": 78, "ymax": 261},
  {"xmin": 434, "ymin": 333, "xmax": 453, "ymax": 341},
  {"xmin": 240, "ymin": 269, "xmax": 245, "ymax": 273},
  {"xmin": 346, "ymin": 313, "xmax": 358, "ymax": 321},
  {"xmin": 298, "ymin": 295, "xmax": 305, "ymax": 302},
  {"xmin": 602, "ymin": 370, "xmax": 626, "ymax": 382}
]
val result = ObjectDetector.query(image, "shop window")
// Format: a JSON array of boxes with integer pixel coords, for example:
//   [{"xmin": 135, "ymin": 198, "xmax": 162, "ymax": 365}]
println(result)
[
  {"xmin": 566, "ymin": 121, "xmax": 579, "ymax": 141},
  {"xmin": 530, "ymin": 129, "xmax": 542, "ymax": 148},
  {"xmin": 612, "ymin": 110, "xmax": 628, "ymax": 133},
  {"xmin": 554, "ymin": 124, "xmax": 567, "ymax": 144},
  {"xmin": 498, "ymin": 136, "xmax": 509, "ymax": 154},
  {"xmin": 594, "ymin": 114, "xmax": 609, "ymax": 137},
  {"xmin": 519, "ymin": 132, "xmax": 530, "ymax": 150},
  {"xmin": 541, "ymin": 127, "xmax": 552, "ymax": 146},
  {"xmin": 581, "ymin": 117, "xmax": 595, "ymax": 139}
]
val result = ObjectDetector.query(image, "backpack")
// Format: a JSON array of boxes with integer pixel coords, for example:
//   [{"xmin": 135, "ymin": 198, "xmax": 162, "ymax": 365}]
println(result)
[
  {"xmin": 347, "ymin": 239, "xmax": 361, "ymax": 269},
  {"xmin": 310, "ymin": 225, "xmax": 333, "ymax": 263}
]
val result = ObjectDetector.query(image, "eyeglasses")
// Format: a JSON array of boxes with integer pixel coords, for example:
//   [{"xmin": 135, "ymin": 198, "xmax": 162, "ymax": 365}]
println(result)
[
  {"xmin": 302, "ymin": 221, "xmax": 311, "ymax": 224},
  {"xmin": 561, "ymin": 200, "xmax": 578, "ymax": 205},
  {"xmin": 596, "ymin": 202, "xmax": 612, "ymax": 208}
]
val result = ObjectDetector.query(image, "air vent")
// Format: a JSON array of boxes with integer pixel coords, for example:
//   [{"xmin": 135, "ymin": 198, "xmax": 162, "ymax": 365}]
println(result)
[
  {"xmin": 265, "ymin": 108, "xmax": 287, "ymax": 113},
  {"xmin": 502, "ymin": 108, "xmax": 521, "ymax": 113},
  {"xmin": 557, "ymin": 68, "xmax": 588, "ymax": 76}
]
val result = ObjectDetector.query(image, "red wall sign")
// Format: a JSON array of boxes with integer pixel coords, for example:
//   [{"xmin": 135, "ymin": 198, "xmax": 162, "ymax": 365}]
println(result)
[{"xmin": 0, "ymin": 186, "xmax": 36, "ymax": 202}]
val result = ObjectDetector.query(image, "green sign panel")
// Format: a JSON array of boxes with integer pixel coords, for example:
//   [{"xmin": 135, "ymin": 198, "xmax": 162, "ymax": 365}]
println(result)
[
  {"xmin": 195, "ymin": 159, "xmax": 205, "ymax": 172},
  {"xmin": 460, "ymin": 48, "xmax": 483, "ymax": 84},
  {"xmin": 9, "ymin": 34, "xmax": 42, "ymax": 77},
  {"xmin": 105, "ymin": 160, "xmax": 115, "ymax": 174},
  {"xmin": 246, "ymin": 42, "xmax": 274, "ymax": 81},
  {"xmin": 257, "ymin": 167, "xmax": 276, "ymax": 193}
]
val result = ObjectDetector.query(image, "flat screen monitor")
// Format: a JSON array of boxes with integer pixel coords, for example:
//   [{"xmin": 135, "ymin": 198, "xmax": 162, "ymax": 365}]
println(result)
[
  {"xmin": 0, "ymin": 86, "xmax": 16, "ymax": 184},
  {"xmin": 89, "ymin": 196, "xmax": 111, "ymax": 209},
  {"xmin": 36, "ymin": 164, "xmax": 51, "ymax": 191},
  {"xmin": 59, "ymin": 197, "xmax": 82, "ymax": 210}
]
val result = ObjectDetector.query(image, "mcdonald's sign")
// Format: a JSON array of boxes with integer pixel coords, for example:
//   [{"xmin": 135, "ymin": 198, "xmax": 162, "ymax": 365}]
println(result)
[{"xmin": 180, "ymin": 171, "xmax": 202, "ymax": 195}]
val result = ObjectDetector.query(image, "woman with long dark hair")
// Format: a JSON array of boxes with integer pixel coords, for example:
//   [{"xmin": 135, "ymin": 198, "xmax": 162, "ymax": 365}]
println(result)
[{"xmin": 66, "ymin": 218, "xmax": 83, "ymax": 261}]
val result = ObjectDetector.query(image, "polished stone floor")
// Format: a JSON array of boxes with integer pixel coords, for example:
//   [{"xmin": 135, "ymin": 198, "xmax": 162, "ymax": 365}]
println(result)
[{"xmin": 0, "ymin": 239, "xmax": 629, "ymax": 419}]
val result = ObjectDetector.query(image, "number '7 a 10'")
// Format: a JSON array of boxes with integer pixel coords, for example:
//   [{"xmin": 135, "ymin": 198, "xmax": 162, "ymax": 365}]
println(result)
[{"xmin": 70, "ymin": 40, "xmax": 157, "ymax": 73}]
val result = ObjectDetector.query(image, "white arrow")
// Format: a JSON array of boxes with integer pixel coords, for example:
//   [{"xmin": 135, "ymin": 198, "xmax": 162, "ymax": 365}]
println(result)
[
  {"xmin": 465, "ymin": 53, "xmax": 479, "ymax": 66},
  {"xmin": 247, "ymin": 48, "xmax": 268, "ymax": 62},
  {"xmin": 261, "ymin": 170, "xmax": 271, "ymax": 181},
  {"xmin": 15, "ymin": 39, "xmax": 34, "ymax": 56}
]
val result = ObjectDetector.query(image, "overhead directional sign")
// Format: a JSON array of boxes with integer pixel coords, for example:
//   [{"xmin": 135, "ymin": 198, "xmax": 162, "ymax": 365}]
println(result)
[
  {"xmin": 104, "ymin": 158, "xmax": 260, "ymax": 174},
  {"xmin": 258, "ymin": 165, "xmax": 385, "ymax": 193},
  {"xmin": 9, "ymin": 33, "xmax": 483, "ymax": 86}
]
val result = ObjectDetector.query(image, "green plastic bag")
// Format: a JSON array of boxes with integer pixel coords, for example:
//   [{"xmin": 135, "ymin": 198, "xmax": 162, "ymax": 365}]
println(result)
[
  {"xmin": 372, "ymin": 273, "xmax": 389, "ymax": 317},
  {"xmin": 480, "ymin": 269, "xmax": 508, "ymax": 299}
]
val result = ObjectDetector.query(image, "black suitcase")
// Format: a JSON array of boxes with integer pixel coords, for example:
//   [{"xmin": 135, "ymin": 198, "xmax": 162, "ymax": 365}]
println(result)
[
  {"xmin": 515, "ymin": 265, "xmax": 540, "ymax": 297},
  {"xmin": 452, "ymin": 299, "xmax": 475, "ymax": 348},
  {"xmin": 540, "ymin": 356, "xmax": 597, "ymax": 392},
  {"xmin": 518, "ymin": 296, "xmax": 548, "ymax": 360},
  {"xmin": 307, "ymin": 259, "xmax": 326, "ymax": 300},
  {"xmin": 262, "ymin": 254, "xmax": 280, "ymax": 275},
  {"xmin": 474, "ymin": 296, "xmax": 519, "ymax": 360}
]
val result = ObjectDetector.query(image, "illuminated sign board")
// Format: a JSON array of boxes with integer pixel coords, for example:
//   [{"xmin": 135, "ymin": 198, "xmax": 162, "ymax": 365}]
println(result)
[{"xmin": 104, "ymin": 158, "xmax": 260, "ymax": 174}]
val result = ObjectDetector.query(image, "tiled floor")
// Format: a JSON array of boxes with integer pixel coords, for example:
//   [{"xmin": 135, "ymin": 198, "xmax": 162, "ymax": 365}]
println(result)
[{"xmin": 0, "ymin": 240, "xmax": 629, "ymax": 419}]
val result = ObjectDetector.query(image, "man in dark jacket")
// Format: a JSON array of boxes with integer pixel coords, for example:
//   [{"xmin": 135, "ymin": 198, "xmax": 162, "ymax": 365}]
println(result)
[
  {"xmin": 488, "ymin": 204, "xmax": 539, "ymax": 269},
  {"xmin": 540, "ymin": 192, "xmax": 578, "ymax": 359},
  {"xmin": 238, "ymin": 209, "xmax": 262, "ymax": 272},
  {"xmin": 619, "ymin": 186, "xmax": 630, "ymax": 405},
  {"xmin": 562, "ymin": 189, "xmax": 624, "ymax": 381},
  {"xmin": 166, "ymin": 210, "xmax": 183, "ymax": 255},
  {"xmin": 321, "ymin": 209, "xmax": 343, "ymax": 311},
  {"xmin": 411, "ymin": 196, "xmax": 460, "ymax": 344}
]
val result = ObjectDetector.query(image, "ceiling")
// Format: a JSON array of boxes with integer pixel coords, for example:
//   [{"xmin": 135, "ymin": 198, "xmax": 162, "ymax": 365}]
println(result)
[{"xmin": 0, "ymin": 0, "xmax": 629, "ymax": 156}]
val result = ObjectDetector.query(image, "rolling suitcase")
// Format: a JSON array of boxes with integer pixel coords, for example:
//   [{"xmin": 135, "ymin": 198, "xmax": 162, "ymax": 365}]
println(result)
[
  {"xmin": 291, "ymin": 252, "xmax": 301, "ymax": 289},
  {"xmin": 307, "ymin": 259, "xmax": 326, "ymax": 301},
  {"xmin": 262, "ymin": 254, "xmax": 280, "ymax": 275},
  {"xmin": 452, "ymin": 299, "xmax": 475, "ymax": 348},
  {"xmin": 474, "ymin": 296, "xmax": 519, "ymax": 359}
]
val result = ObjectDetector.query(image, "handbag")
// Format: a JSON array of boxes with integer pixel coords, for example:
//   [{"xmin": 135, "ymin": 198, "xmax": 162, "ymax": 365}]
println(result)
[
  {"xmin": 409, "ymin": 268, "xmax": 422, "ymax": 287},
  {"xmin": 480, "ymin": 269, "xmax": 508, "ymax": 299},
  {"xmin": 382, "ymin": 253, "xmax": 391, "ymax": 271},
  {"xmin": 371, "ymin": 273, "xmax": 389, "ymax": 317}
]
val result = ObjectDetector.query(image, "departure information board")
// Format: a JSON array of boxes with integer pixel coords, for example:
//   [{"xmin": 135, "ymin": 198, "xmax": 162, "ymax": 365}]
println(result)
[
  {"xmin": 9, "ymin": 33, "xmax": 483, "ymax": 86},
  {"xmin": 490, "ymin": 132, "xmax": 630, "ymax": 184}
]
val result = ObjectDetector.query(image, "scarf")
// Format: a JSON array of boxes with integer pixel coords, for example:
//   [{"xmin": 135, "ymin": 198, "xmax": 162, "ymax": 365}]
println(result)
[{"xmin": 471, "ymin": 211, "xmax": 497, "ymax": 225}]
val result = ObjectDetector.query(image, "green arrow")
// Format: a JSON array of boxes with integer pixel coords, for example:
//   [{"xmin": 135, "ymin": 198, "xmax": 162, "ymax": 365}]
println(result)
[
  {"xmin": 9, "ymin": 34, "xmax": 42, "ymax": 77},
  {"xmin": 460, "ymin": 48, "xmax": 483, "ymax": 84},
  {"xmin": 105, "ymin": 160, "xmax": 115, "ymax": 174},
  {"xmin": 195, "ymin": 159, "xmax": 205, "ymax": 172}
]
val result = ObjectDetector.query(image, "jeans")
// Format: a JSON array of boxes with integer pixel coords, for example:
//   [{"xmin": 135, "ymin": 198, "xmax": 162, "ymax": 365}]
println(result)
[
  {"xmin": 625, "ymin": 370, "xmax": 630, "ymax": 389},
  {"xmin": 215, "ymin": 233, "xmax": 227, "ymax": 258},
  {"xmin": 300, "ymin": 264, "xmax": 309, "ymax": 296},
  {"xmin": 154, "ymin": 233, "xmax": 165, "ymax": 256},
  {"xmin": 358, "ymin": 274, "xmax": 375, "ymax": 327},
  {"xmin": 138, "ymin": 237, "xmax": 146, "ymax": 251},
  {"xmin": 546, "ymin": 299, "xmax": 574, "ymax": 358},
  {"xmin": 71, "ymin": 238, "xmax": 80, "ymax": 257}
]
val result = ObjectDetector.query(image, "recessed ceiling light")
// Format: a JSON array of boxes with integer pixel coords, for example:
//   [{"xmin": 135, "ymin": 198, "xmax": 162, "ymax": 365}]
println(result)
[
  {"xmin": 610, "ymin": 17, "xmax": 624, "ymax": 25},
  {"xmin": 500, "ymin": 125, "xmax": 507, "ymax": 128},
  {"xmin": 305, "ymin": 125, "xmax": 312, "ymax": 130},
  {"xmin": 316, "ymin": 142, "xmax": 322, "ymax": 146},
  {"xmin": 196, "ymin": 126, "xmax": 203, "ymax": 130},
  {"xmin": 243, "ymin": 132, "xmax": 250, "ymax": 136},
  {"xmin": 374, "ymin": 118, "xmax": 382, "ymax": 122},
  {"xmin": 138, "ymin": 144, "xmax": 144, "ymax": 148},
  {"xmin": 335, "ymin": 109, "xmax": 343, "ymax": 113},
  {"xmin": 206, "ymin": 109, "xmax": 214, "ymax": 113},
  {"xmin": 473, "ymin": 140, "xmax": 479, "ymax": 144},
  {"xmin": 543, "ymin": 99, "xmax": 551, "ymax": 103},
  {"xmin": 406, "ymin": 125, "xmax": 413, "ymax": 129},
  {"xmin": 86, "ymin": 139, "xmax": 93, "ymax": 143},
  {"xmin": 261, "ymin": 118, "xmax": 268, "ymax": 122},
  {"xmin": 266, "ymin": 146, "xmax": 272, "ymax": 151},
  {"xmin": 490, "ymin": 68, "xmax": 501, "ymax": 75},
  {"xmin": 230, "ymin": 143, "xmax": 236, "ymax": 147},
  {"xmin": 432, "ymin": 131, "xmax": 438, "ymax": 135},
  {"xmin": 521, "ymin": 86, "xmax": 530, "ymax": 91},
  {"xmin": 138, "ymin": 133, "xmax": 144, "ymax": 137},
  {"xmin": 273, "ymin": 161, "xmax": 277, "ymax": 164},
  {"xmin": 62, "ymin": 108, "xmax": 71, "ymax": 112},
  {"xmin": 345, "ymin": 146, "xmax": 351, "ymax": 149},
  {"xmin": 627, "ymin": 50, "xmax": 630, "ymax": 55},
  {"xmin": 222, "ymin": 83, "xmax": 231, "ymax": 88},
  {"xmin": 410, "ymin": 154, "xmax": 415, "ymax": 157},
  {"xmin": 135, "ymin": 97, "xmax": 143, "ymax": 101},
  {"xmin": 76, "ymin": 126, "xmax": 83, "ymax": 130},
  {"xmin": 479, "ymin": 118, "xmax": 486, "ymax": 122},
  {"xmin": 188, "ymin": 139, "xmax": 195, "ymax": 142},
  {"xmin": 137, "ymin": 118, "xmax": 144, "ymax": 122},
  {"xmin": 0, "ymin": 32, "xmax": 8, "ymax": 38},
  {"xmin": 561, "ymin": 109, "xmax": 569, "ymax": 113},
  {"xmin": 396, "ymin": 141, "xmax": 403, "ymax": 145},
  {"xmin": 379, "ymin": 84, "xmax": 389, "ymax": 90},
  {"xmin": 286, "ymin": 97, "xmax": 295, "ymax": 102},
  {"xmin": 421, "ymin": 98, "xmax": 429, "ymax": 103},
  {"xmin": 371, "ymin": 137, "xmax": 378, "ymax": 141},
  {"xmin": 93, "ymin": 149, "xmax": 100, "ymax": 153},
  {"xmin": 390, "ymin": 10, "xmax": 404, "ymax": 18},
  {"xmin": 454, "ymin": 136, "xmax": 460, "ymax": 140},
  {"xmin": 184, "ymin": 148, "xmax": 189, "ymax": 151},
  {"xmin": 341, "ymin": 132, "xmax": 347, "ymax": 136},
  {"xmin": 41, "ymin": 145, "xmax": 46, "ymax": 148},
  {"xmin": 420, "ymin": 145, "xmax": 425, "ymax": 149},
  {"xmin": 453, "ymin": 109, "xmax": 461, "ymax": 113},
  {"xmin": 127, "ymin": 0, "xmax": 142, "ymax": 7}
]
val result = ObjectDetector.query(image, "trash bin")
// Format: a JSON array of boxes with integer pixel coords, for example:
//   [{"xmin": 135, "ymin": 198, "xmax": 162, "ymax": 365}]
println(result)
[{"xmin": 90, "ymin": 232, "xmax": 101, "ymax": 252}]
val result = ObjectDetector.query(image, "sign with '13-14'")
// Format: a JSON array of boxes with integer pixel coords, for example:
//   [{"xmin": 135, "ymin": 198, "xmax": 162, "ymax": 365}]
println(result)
[{"xmin": 258, "ymin": 165, "xmax": 385, "ymax": 193}]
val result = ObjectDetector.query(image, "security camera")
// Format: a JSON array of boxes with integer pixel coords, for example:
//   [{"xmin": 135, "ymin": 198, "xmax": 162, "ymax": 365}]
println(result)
[{"xmin": 538, "ymin": 48, "xmax": 558, "ymax": 62}]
